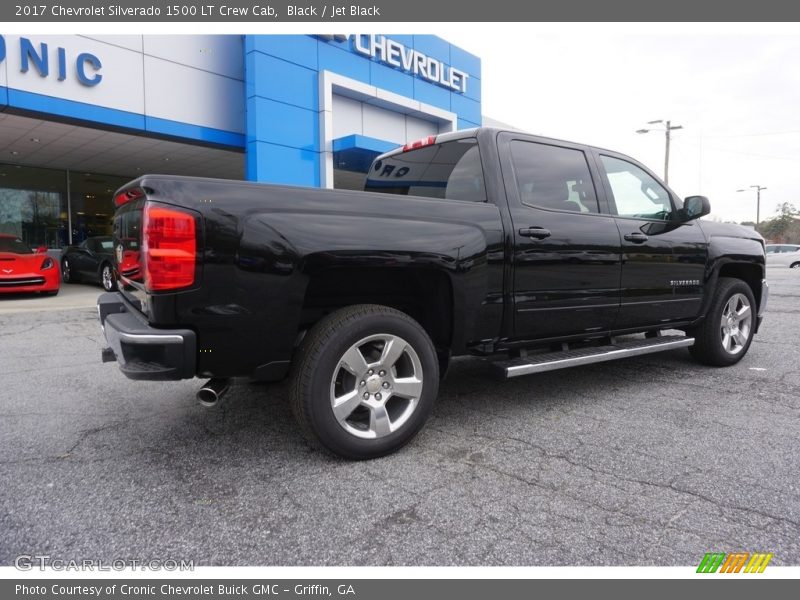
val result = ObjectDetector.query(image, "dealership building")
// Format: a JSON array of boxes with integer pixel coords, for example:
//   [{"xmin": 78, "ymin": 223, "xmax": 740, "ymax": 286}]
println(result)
[{"xmin": 0, "ymin": 34, "xmax": 482, "ymax": 249}]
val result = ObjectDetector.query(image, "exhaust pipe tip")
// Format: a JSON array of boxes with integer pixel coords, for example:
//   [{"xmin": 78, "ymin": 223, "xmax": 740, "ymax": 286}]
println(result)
[{"xmin": 197, "ymin": 378, "xmax": 231, "ymax": 408}]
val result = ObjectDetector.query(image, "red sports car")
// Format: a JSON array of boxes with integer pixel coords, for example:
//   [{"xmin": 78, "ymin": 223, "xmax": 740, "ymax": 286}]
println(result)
[{"xmin": 0, "ymin": 234, "xmax": 60, "ymax": 296}]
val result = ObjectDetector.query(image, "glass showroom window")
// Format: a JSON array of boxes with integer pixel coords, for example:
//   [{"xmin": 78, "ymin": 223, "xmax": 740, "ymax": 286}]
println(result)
[
  {"xmin": 0, "ymin": 164, "xmax": 68, "ymax": 249},
  {"xmin": 0, "ymin": 165, "xmax": 131, "ymax": 249},
  {"xmin": 69, "ymin": 172, "xmax": 129, "ymax": 244}
]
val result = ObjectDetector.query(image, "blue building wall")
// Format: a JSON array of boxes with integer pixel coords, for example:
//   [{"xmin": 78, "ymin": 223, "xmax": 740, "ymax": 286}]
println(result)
[{"xmin": 244, "ymin": 35, "xmax": 482, "ymax": 187}]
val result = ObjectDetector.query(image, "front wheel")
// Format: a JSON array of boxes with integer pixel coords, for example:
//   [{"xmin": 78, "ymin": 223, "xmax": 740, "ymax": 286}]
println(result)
[
  {"xmin": 688, "ymin": 277, "xmax": 756, "ymax": 366},
  {"xmin": 290, "ymin": 304, "xmax": 439, "ymax": 460},
  {"xmin": 790, "ymin": 262, "xmax": 800, "ymax": 269}
]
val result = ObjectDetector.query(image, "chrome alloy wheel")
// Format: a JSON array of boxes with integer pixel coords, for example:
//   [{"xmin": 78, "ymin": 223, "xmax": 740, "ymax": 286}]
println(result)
[
  {"xmin": 720, "ymin": 292, "xmax": 752, "ymax": 355},
  {"xmin": 329, "ymin": 334, "xmax": 424, "ymax": 439},
  {"xmin": 102, "ymin": 265, "xmax": 114, "ymax": 291}
]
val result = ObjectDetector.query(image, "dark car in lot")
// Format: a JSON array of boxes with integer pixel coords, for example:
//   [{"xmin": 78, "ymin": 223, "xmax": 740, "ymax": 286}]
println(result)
[{"xmin": 61, "ymin": 236, "xmax": 117, "ymax": 291}]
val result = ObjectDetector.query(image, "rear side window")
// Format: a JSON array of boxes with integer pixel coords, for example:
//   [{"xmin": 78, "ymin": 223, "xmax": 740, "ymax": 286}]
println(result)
[
  {"xmin": 364, "ymin": 138, "xmax": 487, "ymax": 202},
  {"xmin": 509, "ymin": 141, "xmax": 599, "ymax": 214}
]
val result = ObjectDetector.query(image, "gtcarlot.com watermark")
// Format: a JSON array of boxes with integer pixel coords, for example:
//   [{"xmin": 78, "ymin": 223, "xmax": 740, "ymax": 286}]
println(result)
[{"xmin": 14, "ymin": 555, "xmax": 194, "ymax": 571}]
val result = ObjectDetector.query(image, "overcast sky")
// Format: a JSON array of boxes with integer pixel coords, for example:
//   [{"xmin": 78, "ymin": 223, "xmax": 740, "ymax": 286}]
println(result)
[{"xmin": 444, "ymin": 29, "xmax": 800, "ymax": 224}]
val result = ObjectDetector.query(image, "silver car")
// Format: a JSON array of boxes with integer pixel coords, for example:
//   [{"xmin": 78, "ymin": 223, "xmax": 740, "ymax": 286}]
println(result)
[{"xmin": 766, "ymin": 244, "xmax": 800, "ymax": 268}]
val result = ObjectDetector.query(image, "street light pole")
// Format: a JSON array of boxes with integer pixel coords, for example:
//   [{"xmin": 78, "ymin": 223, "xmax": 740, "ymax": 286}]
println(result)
[
  {"xmin": 737, "ymin": 185, "xmax": 767, "ymax": 226},
  {"xmin": 636, "ymin": 119, "xmax": 684, "ymax": 185}
]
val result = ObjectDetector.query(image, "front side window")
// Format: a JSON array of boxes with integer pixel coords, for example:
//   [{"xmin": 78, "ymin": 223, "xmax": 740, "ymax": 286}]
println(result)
[
  {"xmin": 601, "ymin": 155, "xmax": 673, "ymax": 220},
  {"xmin": 364, "ymin": 138, "xmax": 487, "ymax": 202},
  {"xmin": 509, "ymin": 141, "xmax": 599, "ymax": 214}
]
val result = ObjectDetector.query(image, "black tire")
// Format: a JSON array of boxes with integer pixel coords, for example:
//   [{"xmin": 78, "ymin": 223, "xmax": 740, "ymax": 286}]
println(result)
[
  {"xmin": 688, "ymin": 277, "xmax": 756, "ymax": 367},
  {"xmin": 290, "ymin": 304, "xmax": 439, "ymax": 460},
  {"xmin": 100, "ymin": 263, "xmax": 117, "ymax": 291},
  {"xmin": 790, "ymin": 262, "xmax": 800, "ymax": 269},
  {"xmin": 61, "ymin": 258, "xmax": 74, "ymax": 283}
]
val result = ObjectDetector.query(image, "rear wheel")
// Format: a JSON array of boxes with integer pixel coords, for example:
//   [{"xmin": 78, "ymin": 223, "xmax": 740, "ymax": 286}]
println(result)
[
  {"xmin": 61, "ymin": 258, "xmax": 74, "ymax": 283},
  {"xmin": 100, "ymin": 263, "xmax": 117, "ymax": 291},
  {"xmin": 290, "ymin": 304, "xmax": 439, "ymax": 460},
  {"xmin": 790, "ymin": 262, "xmax": 800, "ymax": 269},
  {"xmin": 688, "ymin": 277, "xmax": 756, "ymax": 366}
]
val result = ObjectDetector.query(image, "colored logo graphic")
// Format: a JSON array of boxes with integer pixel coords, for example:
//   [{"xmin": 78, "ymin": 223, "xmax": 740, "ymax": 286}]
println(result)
[{"xmin": 697, "ymin": 552, "xmax": 773, "ymax": 573}]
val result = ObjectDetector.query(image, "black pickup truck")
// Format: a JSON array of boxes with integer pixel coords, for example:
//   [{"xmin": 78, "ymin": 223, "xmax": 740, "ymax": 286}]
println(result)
[{"xmin": 98, "ymin": 127, "xmax": 767, "ymax": 459}]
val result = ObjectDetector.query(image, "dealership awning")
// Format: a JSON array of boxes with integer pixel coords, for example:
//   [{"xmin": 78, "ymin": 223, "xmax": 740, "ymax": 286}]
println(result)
[{"xmin": 332, "ymin": 135, "xmax": 399, "ymax": 173}]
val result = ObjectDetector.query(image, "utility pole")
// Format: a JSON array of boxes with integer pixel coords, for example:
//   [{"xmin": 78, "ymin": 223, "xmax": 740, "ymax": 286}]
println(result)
[
  {"xmin": 737, "ymin": 185, "xmax": 767, "ymax": 226},
  {"xmin": 636, "ymin": 119, "xmax": 684, "ymax": 185}
]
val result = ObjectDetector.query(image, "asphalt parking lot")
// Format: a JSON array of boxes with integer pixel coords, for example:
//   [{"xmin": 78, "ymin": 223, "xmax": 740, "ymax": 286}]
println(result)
[{"xmin": 1, "ymin": 270, "xmax": 798, "ymax": 566}]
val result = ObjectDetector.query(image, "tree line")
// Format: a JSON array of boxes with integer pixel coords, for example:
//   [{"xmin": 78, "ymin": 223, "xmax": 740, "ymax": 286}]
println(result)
[{"xmin": 741, "ymin": 203, "xmax": 800, "ymax": 243}]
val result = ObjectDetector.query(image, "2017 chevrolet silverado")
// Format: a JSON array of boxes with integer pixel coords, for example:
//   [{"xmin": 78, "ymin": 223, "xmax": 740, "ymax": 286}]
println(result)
[{"xmin": 98, "ymin": 127, "xmax": 768, "ymax": 459}]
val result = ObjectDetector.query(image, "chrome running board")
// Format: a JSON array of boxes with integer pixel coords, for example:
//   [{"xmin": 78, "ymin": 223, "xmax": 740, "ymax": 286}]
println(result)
[{"xmin": 495, "ymin": 335, "xmax": 695, "ymax": 379}]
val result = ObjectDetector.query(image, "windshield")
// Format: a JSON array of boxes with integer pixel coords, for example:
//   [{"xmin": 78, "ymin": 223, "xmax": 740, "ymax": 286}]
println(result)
[{"xmin": 0, "ymin": 237, "xmax": 33, "ymax": 254}]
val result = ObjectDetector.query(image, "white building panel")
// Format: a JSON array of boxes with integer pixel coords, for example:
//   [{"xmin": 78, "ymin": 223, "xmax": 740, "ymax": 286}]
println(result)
[
  {"xmin": 0, "ymin": 47, "xmax": 6, "ymax": 88},
  {"xmin": 143, "ymin": 35, "xmax": 244, "ymax": 80},
  {"xmin": 331, "ymin": 94, "xmax": 363, "ymax": 138},
  {"xmin": 143, "ymin": 55, "xmax": 244, "ymax": 133},
  {"xmin": 405, "ymin": 116, "xmax": 438, "ymax": 141},
  {"xmin": 3, "ymin": 34, "xmax": 145, "ymax": 115},
  {"xmin": 362, "ymin": 103, "xmax": 406, "ymax": 144},
  {"xmin": 79, "ymin": 35, "xmax": 144, "ymax": 52}
]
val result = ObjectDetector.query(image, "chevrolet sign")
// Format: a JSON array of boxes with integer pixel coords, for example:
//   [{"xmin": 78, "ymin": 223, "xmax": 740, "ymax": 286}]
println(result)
[{"xmin": 352, "ymin": 34, "xmax": 469, "ymax": 94}]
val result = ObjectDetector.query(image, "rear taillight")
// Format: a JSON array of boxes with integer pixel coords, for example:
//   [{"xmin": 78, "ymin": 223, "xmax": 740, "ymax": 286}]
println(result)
[{"xmin": 142, "ymin": 203, "xmax": 197, "ymax": 292}]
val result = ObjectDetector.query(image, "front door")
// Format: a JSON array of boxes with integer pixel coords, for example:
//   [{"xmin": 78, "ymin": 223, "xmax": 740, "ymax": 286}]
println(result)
[
  {"xmin": 498, "ymin": 134, "xmax": 622, "ymax": 340},
  {"xmin": 594, "ymin": 152, "xmax": 708, "ymax": 329}
]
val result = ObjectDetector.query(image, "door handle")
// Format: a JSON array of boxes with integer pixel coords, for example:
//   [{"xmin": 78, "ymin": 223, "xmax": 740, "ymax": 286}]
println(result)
[
  {"xmin": 519, "ymin": 227, "xmax": 551, "ymax": 239},
  {"xmin": 624, "ymin": 232, "xmax": 649, "ymax": 243}
]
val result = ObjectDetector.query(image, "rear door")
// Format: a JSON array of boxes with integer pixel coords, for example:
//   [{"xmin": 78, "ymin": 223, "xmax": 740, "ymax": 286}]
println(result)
[
  {"xmin": 594, "ymin": 151, "xmax": 708, "ymax": 328},
  {"xmin": 498, "ymin": 133, "xmax": 622, "ymax": 340}
]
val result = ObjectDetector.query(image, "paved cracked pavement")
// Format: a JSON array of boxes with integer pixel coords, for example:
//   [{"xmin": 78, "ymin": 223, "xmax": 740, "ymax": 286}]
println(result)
[{"xmin": 1, "ymin": 269, "xmax": 798, "ymax": 566}]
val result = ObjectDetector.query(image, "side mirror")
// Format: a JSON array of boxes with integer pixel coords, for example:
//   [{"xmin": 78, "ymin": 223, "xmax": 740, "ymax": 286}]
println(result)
[
  {"xmin": 682, "ymin": 195, "xmax": 711, "ymax": 221},
  {"xmin": 35, "ymin": 246, "xmax": 48, "ymax": 254}
]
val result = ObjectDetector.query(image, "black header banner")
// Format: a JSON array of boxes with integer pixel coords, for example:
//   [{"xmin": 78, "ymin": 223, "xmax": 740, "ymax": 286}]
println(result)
[{"xmin": 3, "ymin": 0, "xmax": 800, "ymax": 22}]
